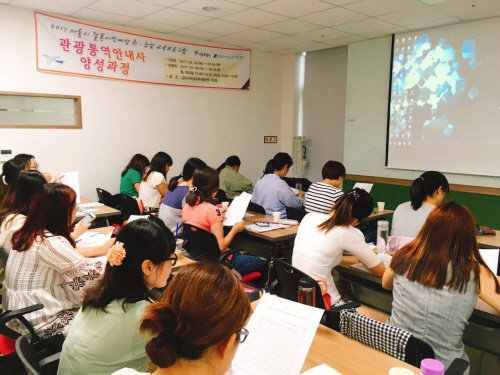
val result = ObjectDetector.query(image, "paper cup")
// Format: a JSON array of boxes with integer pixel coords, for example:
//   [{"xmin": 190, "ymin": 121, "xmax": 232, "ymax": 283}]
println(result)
[
  {"xmin": 377, "ymin": 201, "xmax": 385, "ymax": 212},
  {"xmin": 221, "ymin": 201, "xmax": 229, "ymax": 208},
  {"xmin": 388, "ymin": 367, "xmax": 415, "ymax": 375},
  {"xmin": 272, "ymin": 212, "xmax": 281, "ymax": 223}
]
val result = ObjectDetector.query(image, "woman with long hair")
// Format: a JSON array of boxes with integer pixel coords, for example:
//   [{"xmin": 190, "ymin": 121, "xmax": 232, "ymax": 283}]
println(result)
[
  {"xmin": 58, "ymin": 217, "xmax": 177, "ymax": 375},
  {"xmin": 120, "ymin": 154, "xmax": 150, "ymax": 197},
  {"xmin": 158, "ymin": 157, "xmax": 206, "ymax": 233},
  {"xmin": 293, "ymin": 188, "xmax": 385, "ymax": 307},
  {"xmin": 216, "ymin": 155, "xmax": 253, "ymax": 199},
  {"xmin": 182, "ymin": 166, "xmax": 266, "ymax": 275},
  {"xmin": 139, "ymin": 152, "xmax": 172, "ymax": 210},
  {"xmin": 391, "ymin": 171, "xmax": 449, "ymax": 237},
  {"xmin": 383, "ymin": 202, "xmax": 500, "ymax": 369},
  {"xmin": 112, "ymin": 262, "xmax": 252, "ymax": 375},
  {"xmin": 4, "ymin": 184, "xmax": 107, "ymax": 338},
  {"xmin": 251, "ymin": 152, "xmax": 303, "ymax": 218}
]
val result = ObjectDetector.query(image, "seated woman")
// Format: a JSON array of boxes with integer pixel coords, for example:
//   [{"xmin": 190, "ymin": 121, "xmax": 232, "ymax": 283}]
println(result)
[
  {"xmin": 251, "ymin": 152, "xmax": 304, "ymax": 218},
  {"xmin": 391, "ymin": 171, "xmax": 449, "ymax": 237},
  {"xmin": 159, "ymin": 157, "xmax": 206, "ymax": 233},
  {"xmin": 14, "ymin": 153, "xmax": 53, "ymax": 182},
  {"xmin": 182, "ymin": 166, "xmax": 266, "ymax": 275},
  {"xmin": 112, "ymin": 262, "xmax": 252, "ymax": 375},
  {"xmin": 58, "ymin": 217, "xmax": 177, "ymax": 375},
  {"xmin": 120, "ymin": 154, "xmax": 150, "ymax": 198},
  {"xmin": 139, "ymin": 152, "xmax": 172, "ymax": 210},
  {"xmin": 305, "ymin": 160, "xmax": 345, "ymax": 214},
  {"xmin": 383, "ymin": 202, "xmax": 500, "ymax": 370},
  {"xmin": 293, "ymin": 188, "xmax": 385, "ymax": 307},
  {"xmin": 216, "ymin": 155, "xmax": 253, "ymax": 199},
  {"xmin": 0, "ymin": 157, "xmax": 28, "ymax": 196},
  {"xmin": 4, "ymin": 184, "xmax": 107, "ymax": 338}
]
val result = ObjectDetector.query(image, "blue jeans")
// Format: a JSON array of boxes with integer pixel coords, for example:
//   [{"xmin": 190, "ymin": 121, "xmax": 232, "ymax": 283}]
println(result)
[{"xmin": 228, "ymin": 252, "xmax": 267, "ymax": 275}]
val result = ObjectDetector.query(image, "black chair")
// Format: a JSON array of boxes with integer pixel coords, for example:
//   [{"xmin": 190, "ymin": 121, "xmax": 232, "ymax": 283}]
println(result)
[
  {"xmin": 114, "ymin": 194, "xmax": 141, "ymax": 221},
  {"xmin": 283, "ymin": 177, "xmax": 312, "ymax": 192},
  {"xmin": 215, "ymin": 189, "xmax": 228, "ymax": 204},
  {"xmin": 95, "ymin": 188, "xmax": 117, "ymax": 208},
  {"xmin": 269, "ymin": 258, "xmax": 326, "ymax": 309},
  {"xmin": 286, "ymin": 207, "xmax": 308, "ymax": 222},
  {"xmin": 247, "ymin": 201, "xmax": 266, "ymax": 214},
  {"xmin": 16, "ymin": 335, "xmax": 61, "ymax": 375}
]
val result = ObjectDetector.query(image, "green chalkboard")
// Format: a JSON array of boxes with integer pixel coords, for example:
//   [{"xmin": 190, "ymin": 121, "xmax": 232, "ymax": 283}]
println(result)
[{"xmin": 344, "ymin": 179, "xmax": 500, "ymax": 229}]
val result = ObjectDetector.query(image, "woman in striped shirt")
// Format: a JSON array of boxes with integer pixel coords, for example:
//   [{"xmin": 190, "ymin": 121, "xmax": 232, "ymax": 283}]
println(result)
[{"xmin": 305, "ymin": 160, "xmax": 345, "ymax": 214}]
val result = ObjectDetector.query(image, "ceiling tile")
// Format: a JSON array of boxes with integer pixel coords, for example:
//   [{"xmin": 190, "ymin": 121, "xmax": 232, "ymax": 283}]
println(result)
[
  {"xmin": 362, "ymin": 26, "xmax": 409, "ymax": 39},
  {"xmin": 432, "ymin": 0, "xmax": 500, "ymax": 16},
  {"xmin": 72, "ymin": 8, "xmax": 135, "ymax": 25},
  {"xmin": 230, "ymin": 28, "xmax": 283, "ymax": 42},
  {"xmin": 300, "ymin": 27, "xmax": 353, "ymax": 42},
  {"xmin": 321, "ymin": 0, "xmax": 360, "ymax": 5},
  {"xmin": 378, "ymin": 6, "xmax": 451, "ymax": 26},
  {"xmin": 300, "ymin": 7, "xmax": 368, "ymax": 26},
  {"xmin": 173, "ymin": 0, "xmax": 247, "ymax": 18},
  {"xmin": 228, "ymin": 0, "xmax": 273, "ymax": 6},
  {"xmin": 10, "ymin": 0, "xmax": 80, "ymax": 14},
  {"xmin": 190, "ymin": 19, "xmax": 250, "ymax": 34},
  {"xmin": 344, "ymin": 0, "xmax": 427, "ymax": 17},
  {"xmin": 296, "ymin": 41, "xmax": 331, "ymax": 52},
  {"xmin": 52, "ymin": 0, "xmax": 96, "ymax": 6},
  {"xmin": 144, "ymin": 7, "xmax": 211, "ymax": 26},
  {"xmin": 257, "ymin": 0, "xmax": 333, "ymax": 18},
  {"xmin": 261, "ymin": 19, "xmax": 320, "ymax": 35},
  {"xmin": 406, "ymin": 16, "xmax": 461, "ymax": 30},
  {"xmin": 326, "ymin": 34, "xmax": 366, "ymax": 47},
  {"xmin": 126, "ymin": 18, "xmax": 179, "ymax": 33},
  {"xmin": 172, "ymin": 27, "xmax": 220, "ymax": 40},
  {"xmin": 457, "ymin": 8, "xmax": 500, "ymax": 20},
  {"xmin": 262, "ymin": 35, "xmax": 311, "ymax": 48},
  {"xmin": 219, "ymin": 8, "xmax": 286, "ymax": 27},
  {"xmin": 89, "ymin": 0, "xmax": 162, "ymax": 18},
  {"xmin": 242, "ymin": 42, "xmax": 280, "ymax": 52},
  {"xmin": 140, "ymin": 0, "xmax": 185, "ymax": 6},
  {"xmin": 0, "ymin": 0, "xmax": 11, "ymax": 4},
  {"xmin": 208, "ymin": 35, "xmax": 250, "ymax": 47},
  {"xmin": 334, "ymin": 18, "xmax": 396, "ymax": 34}
]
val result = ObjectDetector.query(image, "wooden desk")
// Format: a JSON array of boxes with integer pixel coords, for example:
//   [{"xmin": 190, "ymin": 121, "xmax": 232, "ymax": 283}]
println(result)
[
  {"xmin": 77, "ymin": 197, "xmax": 121, "ymax": 220},
  {"xmin": 302, "ymin": 325, "xmax": 418, "ymax": 374},
  {"xmin": 243, "ymin": 212, "xmax": 299, "ymax": 243},
  {"xmin": 477, "ymin": 230, "xmax": 500, "ymax": 248}
]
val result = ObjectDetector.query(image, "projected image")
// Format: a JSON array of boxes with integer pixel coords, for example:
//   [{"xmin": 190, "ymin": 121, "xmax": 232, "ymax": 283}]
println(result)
[
  {"xmin": 389, "ymin": 35, "xmax": 478, "ymax": 146},
  {"xmin": 386, "ymin": 17, "xmax": 500, "ymax": 177}
]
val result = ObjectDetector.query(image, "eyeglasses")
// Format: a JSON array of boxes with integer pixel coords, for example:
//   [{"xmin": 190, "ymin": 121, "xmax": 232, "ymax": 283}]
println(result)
[
  {"xmin": 235, "ymin": 327, "xmax": 249, "ymax": 343},
  {"xmin": 166, "ymin": 253, "xmax": 178, "ymax": 266}
]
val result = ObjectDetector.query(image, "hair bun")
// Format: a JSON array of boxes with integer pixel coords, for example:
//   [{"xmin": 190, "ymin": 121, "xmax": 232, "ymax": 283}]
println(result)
[{"xmin": 141, "ymin": 304, "xmax": 180, "ymax": 368}]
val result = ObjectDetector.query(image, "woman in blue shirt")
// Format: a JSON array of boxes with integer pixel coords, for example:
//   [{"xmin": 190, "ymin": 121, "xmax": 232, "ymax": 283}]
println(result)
[{"xmin": 251, "ymin": 152, "xmax": 304, "ymax": 218}]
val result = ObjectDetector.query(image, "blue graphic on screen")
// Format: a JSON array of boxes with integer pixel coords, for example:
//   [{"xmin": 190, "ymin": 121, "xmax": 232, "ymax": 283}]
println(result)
[{"xmin": 389, "ymin": 35, "xmax": 478, "ymax": 146}]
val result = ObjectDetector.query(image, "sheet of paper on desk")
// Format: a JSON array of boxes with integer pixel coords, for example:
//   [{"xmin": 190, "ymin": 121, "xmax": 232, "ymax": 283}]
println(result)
[
  {"xmin": 245, "ymin": 223, "xmax": 288, "ymax": 232},
  {"xmin": 78, "ymin": 202, "xmax": 104, "ymax": 209},
  {"xmin": 224, "ymin": 192, "xmax": 252, "ymax": 226},
  {"xmin": 60, "ymin": 171, "xmax": 81, "ymax": 203},
  {"xmin": 243, "ymin": 213, "xmax": 255, "ymax": 218},
  {"xmin": 76, "ymin": 231, "xmax": 112, "ymax": 247},
  {"xmin": 479, "ymin": 249, "xmax": 499, "ymax": 275},
  {"xmin": 230, "ymin": 294, "xmax": 323, "ymax": 375},
  {"xmin": 127, "ymin": 215, "xmax": 149, "ymax": 223},
  {"xmin": 353, "ymin": 182, "xmax": 373, "ymax": 193},
  {"xmin": 302, "ymin": 365, "xmax": 342, "ymax": 375}
]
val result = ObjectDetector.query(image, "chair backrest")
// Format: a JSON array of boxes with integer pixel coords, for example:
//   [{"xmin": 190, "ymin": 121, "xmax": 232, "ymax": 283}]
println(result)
[
  {"xmin": 114, "ymin": 194, "xmax": 140, "ymax": 220},
  {"xmin": 95, "ymin": 188, "xmax": 117, "ymax": 207},
  {"xmin": 339, "ymin": 308, "xmax": 435, "ymax": 367},
  {"xmin": 283, "ymin": 177, "xmax": 312, "ymax": 192},
  {"xmin": 183, "ymin": 224, "xmax": 221, "ymax": 262},
  {"xmin": 248, "ymin": 201, "xmax": 266, "ymax": 214},
  {"xmin": 15, "ymin": 336, "xmax": 42, "ymax": 375},
  {"xmin": 15, "ymin": 335, "xmax": 61, "ymax": 375},
  {"xmin": 215, "ymin": 189, "xmax": 228, "ymax": 203},
  {"xmin": 271, "ymin": 258, "xmax": 326, "ymax": 309},
  {"xmin": 286, "ymin": 207, "xmax": 308, "ymax": 222}
]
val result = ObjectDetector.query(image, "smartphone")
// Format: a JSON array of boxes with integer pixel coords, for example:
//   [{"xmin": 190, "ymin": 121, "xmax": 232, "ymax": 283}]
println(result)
[{"xmin": 82, "ymin": 212, "xmax": 96, "ymax": 225}]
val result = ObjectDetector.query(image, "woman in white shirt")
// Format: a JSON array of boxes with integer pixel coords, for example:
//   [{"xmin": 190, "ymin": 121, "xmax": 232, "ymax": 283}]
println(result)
[
  {"xmin": 391, "ymin": 171, "xmax": 449, "ymax": 238},
  {"xmin": 5, "ymin": 184, "xmax": 105, "ymax": 338},
  {"xmin": 293, "ymin": 188, "xmax": 385, "ymax": 307},
  {"xmin": 139, "ymin": 152, "xmax": 172, "ymax": 210}
]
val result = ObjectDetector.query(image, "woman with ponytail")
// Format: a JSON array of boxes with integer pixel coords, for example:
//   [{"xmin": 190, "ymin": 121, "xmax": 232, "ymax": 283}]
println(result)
[
  {"xmin": 392, "ymin": 171, "xmax": 449, "ymax": 237},
  {"xmin": 292, "ymin": 188, "xmax": 385, "ymax": 307},
  {"xmin": 158, "ymin": 157, "xmax": 206, "ymax": 232},
  {"xmin": 251, "ymin": 152, "xmax": 304, "ymax": 218},
  {"xmin": 59, "ymin": 217, "xmax": 177, "ymax": 375},
  {"xmin": 112, "ymin": 262, "xmax": 252, "ymax": 375},
  {"xmin": 216, "ymin": 155, "xmax": 253, "ymax": 199}
]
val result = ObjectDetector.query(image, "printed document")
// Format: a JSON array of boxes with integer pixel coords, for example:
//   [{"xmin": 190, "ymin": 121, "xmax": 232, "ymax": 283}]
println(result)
[
  {"xmin": 224, "ymin": 192, "xmax": 252, "ymax": 226},
  {"xmin": 352, "ymin": 182, "xmax": 373, "ymax": 193},
  {"xmin": 302, "ymin": 365, "xmax": 342, "ymax": 375},
  {"xmin": 60, "ymin": 171, "xmax": 81, "ymax": 203}
]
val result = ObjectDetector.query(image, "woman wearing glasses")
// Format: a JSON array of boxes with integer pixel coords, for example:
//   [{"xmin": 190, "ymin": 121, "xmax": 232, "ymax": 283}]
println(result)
[
  {"xmin": 112, "ymin": 262, "xmax": 252, "ymax": 375},
  {"xmin": 58, "ymin": 217, "xmax": 177, "ymax": 375}
]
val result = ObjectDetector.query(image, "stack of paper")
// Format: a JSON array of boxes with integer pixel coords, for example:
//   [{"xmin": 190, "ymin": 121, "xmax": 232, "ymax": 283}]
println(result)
[
  {"xmin": 245, "ymin": 223, "xmax": 288, "ymax": 233},
  {"xmin": 230, "ymin": 294, "xmax": 323, "ymax": 375},
  {"xmin": 76, "ymin": 231, "xmax": 112, "ymax": 247},
  {"xmin": 223, "ymin": 192, "xmax": 252, "ymax": 226}
]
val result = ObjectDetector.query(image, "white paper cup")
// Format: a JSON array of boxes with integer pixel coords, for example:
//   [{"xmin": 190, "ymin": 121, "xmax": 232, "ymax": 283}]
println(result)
[
  {"xmin": 377, "ymin": 201, "xmax": 385, "ymax": 212},
  {"xmin": 388, "ymin": 367, "xmax": 414, "ymax": 375},
  {"xmin": 272, "ymin": 212, "xmax": 281, "ymax": 223},
  {"xmin": 221, "ymin": 201, "xmax": 229, "ymax": 208}
]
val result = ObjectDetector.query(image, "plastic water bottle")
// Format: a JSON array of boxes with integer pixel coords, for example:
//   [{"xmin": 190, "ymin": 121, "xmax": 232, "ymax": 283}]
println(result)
[{"xmin": 377, "ymin": 220, "xmax": 389, "ymax": 253}]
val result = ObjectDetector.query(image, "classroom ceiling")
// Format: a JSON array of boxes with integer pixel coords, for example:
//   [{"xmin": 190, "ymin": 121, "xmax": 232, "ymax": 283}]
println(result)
[{"xmin": 3, "ymin": 0, "xmax": 500, "ymax": 54}]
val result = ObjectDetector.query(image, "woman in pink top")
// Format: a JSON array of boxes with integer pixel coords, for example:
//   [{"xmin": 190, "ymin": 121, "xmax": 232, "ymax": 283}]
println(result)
[{"xmin": 182, "ymin": 166, "xmax": 266, "ymax": 275}]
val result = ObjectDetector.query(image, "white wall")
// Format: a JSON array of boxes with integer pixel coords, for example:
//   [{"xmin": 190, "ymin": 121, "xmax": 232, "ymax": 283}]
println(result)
[
  {"xmin": 344, "ymin": 37, "xmax": 500, "ymax": 188},
  {"xmin": 0, "ymin": 5, "xmax": 288, "ymax": 199},
  {"xmin": 303, "ymin": 47, "xmax": 347, "ymax": 182}
]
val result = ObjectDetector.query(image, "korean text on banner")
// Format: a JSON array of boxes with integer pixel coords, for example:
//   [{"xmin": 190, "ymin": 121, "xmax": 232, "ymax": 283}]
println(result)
[{"xmin": 35, "ymin": 12, "xmax": 251, "ymax": 90}]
